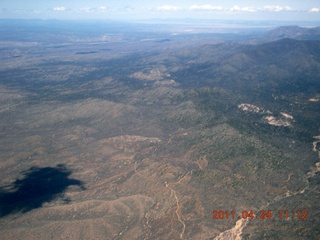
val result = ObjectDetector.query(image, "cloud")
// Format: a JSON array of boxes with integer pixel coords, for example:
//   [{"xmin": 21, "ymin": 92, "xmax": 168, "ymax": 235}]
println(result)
[
  {"xmin": 98, "ymin": 6, "xmax": 118, "ymax": 12},
  {"xmin": 241, "ymin": 7, "xmax": 256, "ymax": 12},
  {"xmin": 123, "ymin": 6, "xmax": 135, "ymax": 12},
  {"xmin": 309, "ymin": 8, "xmax": 320, "ymax": 13},
  {"xmin": 99, "ymin": 6, "xmax": 107, "ymax": 12},
  {"xmin": 50, "ymin": 4, "xmax": 304, "ymax": 16},
  {"xmin": 230, "ymin": 5, "xmax": 256, "ymax": 12},
  {"xmin": 79, "ymin": 7, "xmax": 95, "ymax": 13},
  {"xmin": 156, "ymin": 5, "xmax": 181, "ymax": 11},
  {"xmin": 32, "ymin": 10, "xmax": 41, "ymax": 14},
  {"xmin": 53, "ymin": 6, "xmax": 66, "ymax": 12},
  {"xmin": 189, "ymin": 5, "xmax": 223, "ymax": 11},
  {"xmin": 228, "ymin": 5, "xmax": 296, "ymax": 12},
  {"xmin": 262, "ymin": 5, "xmax": 291, "ymax": 12}
]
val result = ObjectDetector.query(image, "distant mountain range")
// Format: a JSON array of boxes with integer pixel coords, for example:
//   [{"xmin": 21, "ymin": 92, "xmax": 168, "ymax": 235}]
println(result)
[
  {"xmin": 263, "ymin": 25, "xmax": 320, "ymax": 41},
  {"xmin": 171, "ymin": 37, "xmax": 320, "ymax": 96}
]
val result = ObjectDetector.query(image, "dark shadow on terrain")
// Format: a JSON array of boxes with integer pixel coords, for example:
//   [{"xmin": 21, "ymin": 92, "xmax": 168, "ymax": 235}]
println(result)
[{"xmin": 0, "ymin": 164, "xmax": 85, "ymax": 217}]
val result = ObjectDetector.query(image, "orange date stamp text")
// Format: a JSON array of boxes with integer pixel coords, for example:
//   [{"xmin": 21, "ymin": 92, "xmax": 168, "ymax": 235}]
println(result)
[{"xmin": 212, "ymin": 210, "xmax": 307, "ymax": 220}]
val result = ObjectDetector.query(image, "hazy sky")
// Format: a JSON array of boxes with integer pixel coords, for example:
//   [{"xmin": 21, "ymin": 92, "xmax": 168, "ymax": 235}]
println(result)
[{"xmin": 1, "ymin": 0, "xmax": 320, "ymax": 21}]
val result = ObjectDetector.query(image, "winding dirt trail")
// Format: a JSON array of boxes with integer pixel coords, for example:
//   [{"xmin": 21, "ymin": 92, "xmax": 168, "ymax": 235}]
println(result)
[
  {"xmin": 165, "ymin": 182, "xmax": 186, "ymax": 240},
  {"xmin": 134, "ymin": 160, "xmax": 186, "ymax": 239},
  {"xmin": 285, "ymin": 173, "xmax": 293, "ymax": 182}
]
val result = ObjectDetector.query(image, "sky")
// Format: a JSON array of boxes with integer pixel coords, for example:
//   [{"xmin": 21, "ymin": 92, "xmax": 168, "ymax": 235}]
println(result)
[{"xmin": 0, "ymin": 0, "xmax": 320, "ymax": 22}]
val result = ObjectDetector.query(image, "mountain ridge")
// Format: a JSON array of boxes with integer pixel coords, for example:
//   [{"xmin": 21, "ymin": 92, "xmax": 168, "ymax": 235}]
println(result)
[{"xmin": 263, "ymin": 25, "xmax": 320, "ymax": 41}]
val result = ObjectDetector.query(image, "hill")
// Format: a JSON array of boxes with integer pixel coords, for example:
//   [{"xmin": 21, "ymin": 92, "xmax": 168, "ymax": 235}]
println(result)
[{"xmin": 263, "ymin": 25, "xmax": 320, "ymax": 41}]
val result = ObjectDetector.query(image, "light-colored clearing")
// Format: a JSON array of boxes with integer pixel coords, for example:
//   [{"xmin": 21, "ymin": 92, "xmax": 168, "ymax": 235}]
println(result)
[
  {"xmin": 214, "ymin": 219, "xmax": 249, "ymax": 240},
  {"xmin": 280, "ymin": 112, "xmax": 293, "ymax": 119}
]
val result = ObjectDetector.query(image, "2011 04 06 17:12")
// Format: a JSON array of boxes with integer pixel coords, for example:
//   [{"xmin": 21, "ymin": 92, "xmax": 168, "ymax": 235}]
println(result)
[{"xmin": 212, "ymin": 210, "xmax": 307, "ymax": 220}]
